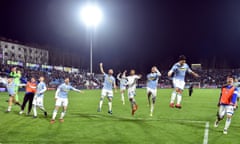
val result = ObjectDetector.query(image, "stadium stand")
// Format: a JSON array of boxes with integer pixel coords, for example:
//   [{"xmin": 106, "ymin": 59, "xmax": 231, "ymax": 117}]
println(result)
[{"xmin": 1, "ymin": 63, "xmax": 240, "ymax": 90}]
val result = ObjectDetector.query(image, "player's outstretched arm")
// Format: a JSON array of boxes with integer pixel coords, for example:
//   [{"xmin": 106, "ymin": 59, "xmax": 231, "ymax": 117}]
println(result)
[
  {"xmin": 191, "ymin": 71, "xmax": 200, "ymax": 78},
  {"xmin": 167, "ymin": 70, "xmax": 173, "ymax": 77},
  {"xmin": 117, "ymin": 73, "xmax": 121, "ymax": 81},
  {"xmin": 0, "ymin": 77, "xmax": 7, "ymax": 85},
  {"xmin": 155, "ymin": 67, "xmax": 161, "ymax": 76},
  {"xmin": 79, "ymin": 90, "xmax": 84, "ymax": 94},
  {"xmin": 29, "ymin": 83, "xmax": 37, "ymax": 89},
  {"xmin": 19, "ymin": 83, "xmax": 26, "ymax": 87},
  {"xmin": 38, "ymin": 85, "xmax": 47, "ymax": 94},
  {"xmin": 99, "ymin": 63, "xmax": 105, "ymax": 74},
  {"xmin": 138, "ymin": 74, "xmax": 142, "ymax": 79},
  {"xmin": 72, "ymin": 87, "xmax": 84, "ymax": 94},
  {"xmin": 121, "ymin": 70, "xmax": 127, "ymax": 79}
]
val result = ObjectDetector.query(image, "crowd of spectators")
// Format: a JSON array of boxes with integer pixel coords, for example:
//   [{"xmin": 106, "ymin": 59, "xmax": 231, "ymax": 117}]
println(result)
[
  {"xmin": 0, "ymin": 64, "xmax": 99, "ymax": 89},
  {"xmin": 137, "ymin": 69, "xmax": 240, "ymax": 88},
  {"xmin": 1, "ymin": 64, "xmax": 240, "ymax": 89},
  {"xmin": 185, "ymin": 69, "xmax": 240, "ymax": 88}
]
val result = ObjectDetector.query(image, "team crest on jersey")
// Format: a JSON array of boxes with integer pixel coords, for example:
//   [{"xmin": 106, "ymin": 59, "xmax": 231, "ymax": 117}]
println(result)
[
  {"xmin": 62, "ymin": 86, "xmax": 70, "ymax": 92},
  {"xmin": 107, "ymin": 77, "xmax": 113, "ymax": 83},
  {"xmin": 179, "ymin": 67, "xmax": 186, "ymax": 71},
  {"xmin": 150, "ymin": 76, "xmax": 158, "ymax": 81}
]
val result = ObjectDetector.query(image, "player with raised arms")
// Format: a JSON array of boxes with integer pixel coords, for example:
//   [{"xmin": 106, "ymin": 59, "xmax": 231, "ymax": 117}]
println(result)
[
  {"xmin": 122, "ymin": 70, "xmax": 142, "ymax": 116},
  {"xmin": 146, "ymin": 66, "xmax": 161, "ymax": 116},
  {"xmin": 0, "ymin": 76, "xmax": 21, "ymax": 112},
  {"xmin": 32, "ymin": 76, "xmax": 47, "ymax": 118},
  {"xmin": 214, "ymin": 75, "xmax": 238, "ymax": 134},
  {"xmin": 50, "ymin": 78, "xmax": 84, "ymax": 124},
  {"xmin": 117, "ymin": 71, "xmax": 128, "ymax": 105},
  {"xmin": 97, "ymin": 63, "xmax": 117, "ymax": 115},
  {"xmin": 9, "ymin": 67, "xmax": 21, "ymax": 104},
  {"xmin": 168, "ymin": 55, "xmax": 199, "ymax": 109}
]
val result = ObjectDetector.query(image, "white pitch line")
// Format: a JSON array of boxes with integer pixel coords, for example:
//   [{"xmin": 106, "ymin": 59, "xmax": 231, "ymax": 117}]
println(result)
[
  {"xmin": 72, "ymin": 114, "xmax": 210, "ymax": 143},
  {"xmin": 203, "ymin": 121, "xmax": 210, "ymax": 144}
]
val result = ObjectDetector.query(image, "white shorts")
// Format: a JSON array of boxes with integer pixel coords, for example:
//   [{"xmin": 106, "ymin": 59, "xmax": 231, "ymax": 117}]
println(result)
[
  {"xmin": 120, "ymin": 86, "xmax": 126, "ymax": 91},
  {"xmin": 128, "ymin": 90, "xmax": 136, "ymax": 99},
  {"xmin": 147, "ymin": 88, "xmax": 157, "ymax": 97},
  {"xmin": 101, "ymin": 89, "xmax": 113, "ymax": 97},
  {"xmin": 32, "ymin": 96, "xmax": 44, "ymax": 107},
  {"xmin": 218, "ymin": 105, "xmax": 234, "ymax": 117},
  {"xmin": 55, "ymin": 97, "xmax": 68, "ymax": 107},
  {"xmin": 173, "ymin": 79, "xmax": 185, "ymax": 90}
]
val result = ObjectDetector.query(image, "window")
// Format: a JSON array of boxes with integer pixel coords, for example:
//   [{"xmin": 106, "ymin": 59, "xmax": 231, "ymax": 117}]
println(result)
[
  {"xmin": 5, "ymin": 45, "xmax": 8, "ymax": 48},
  {"xmin": 11, "ymin": 46, "xmax": 15, "ymax": 50},
  {"xmin": 18, "ymin": 47, "xmax": 21, "ymax": 51},
  {"xmin": 4, "ymin": 52, "xmax": 8, "ymax": 56}
]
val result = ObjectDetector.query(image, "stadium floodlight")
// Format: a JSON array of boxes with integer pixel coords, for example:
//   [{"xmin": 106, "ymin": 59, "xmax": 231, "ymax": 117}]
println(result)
[
  {"xmin": 81, "ymin": 4, "xmax": 102, "ymax": 27},
  {"xmin": 80, "ymin": 4, "xmax": 102, "ymax": 74}
]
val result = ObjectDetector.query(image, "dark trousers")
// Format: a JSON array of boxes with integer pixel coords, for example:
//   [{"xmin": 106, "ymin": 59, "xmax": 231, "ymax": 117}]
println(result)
[
  {"xmin": 21, "ymin": 92, "xmax": 35, "ymax": 113},
  {"xmin": 189, "ymin": 89, "xmax": 193, "ymax": 96}
]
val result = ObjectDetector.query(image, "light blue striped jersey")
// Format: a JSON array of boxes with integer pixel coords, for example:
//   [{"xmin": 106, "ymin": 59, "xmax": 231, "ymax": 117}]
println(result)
[
  {"xmin": 56, "ymin": 83, "xmax": 80, "ymax": 99},
  {"xmin": 102, "ymin": 73, "xmax": 115, "ymax": 91},
  {"xmin": 147, "ymin": 72, "xmax": 161, "ymax": 89},
  {"xmin": 36, "ymin": 82, "xmax": 47, "ymax": 97},
  {"xmin": 169, "ymin": 63, "xmax": 192, "ymax": 81}
]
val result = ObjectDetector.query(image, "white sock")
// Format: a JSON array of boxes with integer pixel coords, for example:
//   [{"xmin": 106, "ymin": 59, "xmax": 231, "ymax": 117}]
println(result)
[
  {"xmin": 8, "ymin": 106, "xmax": 12, "ymax": 111},
  {"xmin": 170, "ymin": 91, "xmax": 177, "ymax": 103},
  {"xmin": 121, "ymin": 93, "xmax": 125, "ymax": 104},
  {"xmin": 177, "ymin": 94, "xmax": 182, "ymax": 105},
  {"xmin": 99, "ymin": 99, "xmax": 103, "ymax": 109},
  {"xmin": 60, "ymin": 111, "xmax": 66, "ymax": 119},
  {"xmin": 33, "ymin": 105, "xmax": 37, "ymax": 117},
  {"xmin": 150, "ymin": 104, "xmax": 154, "ymax": 113},
  {"xmin": 224, "ymin": 117, "xmax": 232, "ymax": 130},
  {"xmin": 52, "ymin": 110, "xmax": 58, "ymax": 120},
  {"xmin": 108, "ymin": 102, "xmax": 112, "ymax": 111}
]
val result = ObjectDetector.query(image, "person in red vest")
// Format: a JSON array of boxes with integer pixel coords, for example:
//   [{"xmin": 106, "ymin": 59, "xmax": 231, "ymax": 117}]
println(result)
[
  {"xmin": 214, "ymin": 75, "xmax": 238, "ymax": 135},
  {"xmin": 19, "ymin": 77, "xmax": 37, "ymax": 115}
]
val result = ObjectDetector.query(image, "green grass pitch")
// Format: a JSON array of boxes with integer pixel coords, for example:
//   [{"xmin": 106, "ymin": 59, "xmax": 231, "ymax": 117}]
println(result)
[{"xmin": 0, "ymin": 89, "xmax": 239, "ymax": 144}]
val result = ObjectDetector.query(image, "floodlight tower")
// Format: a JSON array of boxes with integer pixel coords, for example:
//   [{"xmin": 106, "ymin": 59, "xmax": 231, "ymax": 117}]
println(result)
[{"xmin": 81, "ymin": 4, "xmax": 102, "ymax": 74}]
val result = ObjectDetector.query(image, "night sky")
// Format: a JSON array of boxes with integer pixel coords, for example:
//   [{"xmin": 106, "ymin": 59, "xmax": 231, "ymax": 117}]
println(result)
[{"xmin": 1, "ymin": 0, "xmax": 240, "ymax": 74}]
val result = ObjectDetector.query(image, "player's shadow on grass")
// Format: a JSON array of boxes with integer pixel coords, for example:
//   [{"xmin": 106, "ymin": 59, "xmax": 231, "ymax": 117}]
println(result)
[
  {"xmin": 175, "ymin": 121, "xmax": 208, "ymax": 129},
  {"xmin": 72, "ymin": 113, "xmax": 112, "ymax": 120},
  {"xmin": 73, "ymin": 112, "xmax": 169, "ymax": 122}
]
